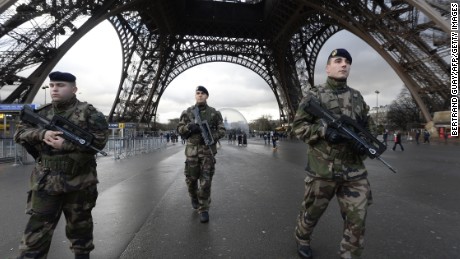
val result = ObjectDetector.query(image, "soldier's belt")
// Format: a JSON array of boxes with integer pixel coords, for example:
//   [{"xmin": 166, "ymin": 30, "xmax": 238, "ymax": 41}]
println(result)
[
  {"xmin": 330, "ymin": 147, "xmax": 354, "ymax": 160},
  {"xmin": 39, "ymin": 153, "xmax": 95, "ymax": 174},
  {"xmin": 187, "ymin": 137, "xmax": 206, "ymax": 145},
  {"xmin": 40, "ymin": 156, "xmax": 75, "ymax": 172}
]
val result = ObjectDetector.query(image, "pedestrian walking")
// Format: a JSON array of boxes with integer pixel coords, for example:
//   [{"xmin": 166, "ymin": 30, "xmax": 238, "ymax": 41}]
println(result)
[
  {"xmin": 166, "ymin": 132, "xmax": 170, "ymax": 143},
  {"xmin": 423, "ymin": 129, "xmax": 430, "ymax": 143},
  {"xmin": 14, "ymin": 71, "xmax": 109, "ymax": 259},
  {"xmin": 382, "ymin": 129, "xmax": 388, "ymax": 146},
  {"xmin": 292, "ymin": 49, "xmax": 374, "ymax": 259},
  {"xmin": 392, "ymin": 131, "xmax": 404, "ymax": 151},
  {"xmin": 415, "ymin": 129, "xmax": 421, "ymax": 145},
  {"xmin": 177, "ymin": 86, "xmax": 226, "ymax": 223},
  {"xmin": 272, "ymin": 133, "xmax": 279, "ymax": 150}
]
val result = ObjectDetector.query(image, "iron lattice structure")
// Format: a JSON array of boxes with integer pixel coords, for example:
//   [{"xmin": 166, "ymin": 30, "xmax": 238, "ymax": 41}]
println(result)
[{"xmin": 0, "ymin": 0, "xmax": 454, "ymax": 125}]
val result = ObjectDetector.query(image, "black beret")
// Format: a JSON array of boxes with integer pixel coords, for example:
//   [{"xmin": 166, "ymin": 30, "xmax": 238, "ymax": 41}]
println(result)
[
  {"xmin": 328, "ymin": 48, "xmax": 352, "ymax": 64},
  {"xmin": 49, "ymin": 71, "xmax": 76, "ymax": 82},
  {"xmin": 196, "ymin": 85, "xmax": 209, "ymax": 96}
]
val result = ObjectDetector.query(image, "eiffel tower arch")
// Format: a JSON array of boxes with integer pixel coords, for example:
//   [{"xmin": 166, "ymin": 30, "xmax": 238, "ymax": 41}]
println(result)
[{"xmin": 0, "ymin": 0, "xmax": 453, "ymax": 126}]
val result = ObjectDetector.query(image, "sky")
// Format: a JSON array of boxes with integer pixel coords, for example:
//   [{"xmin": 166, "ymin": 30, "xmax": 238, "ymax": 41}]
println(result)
[{"xmin": 4, "ymin": 20, "xmax": 404, "ymax": 123}]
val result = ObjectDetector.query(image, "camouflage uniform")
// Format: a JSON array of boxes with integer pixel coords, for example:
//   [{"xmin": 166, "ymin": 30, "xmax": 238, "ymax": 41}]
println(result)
[
  {"xmin": 177, "ymin": 103, "xmax": 226, "ymax": 213},
  {"xmin": 292, "ymin": 77, "xmax": 374, "ymax": 259},
  {"xmin": 14, "ymin": 95, "xmax": 109, "ymax": 258}
]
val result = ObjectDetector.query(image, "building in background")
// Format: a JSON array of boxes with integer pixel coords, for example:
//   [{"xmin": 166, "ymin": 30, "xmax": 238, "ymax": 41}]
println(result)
[{"xmin": 369, "ymin": 105, "xmax": 389, "ymax": 128}]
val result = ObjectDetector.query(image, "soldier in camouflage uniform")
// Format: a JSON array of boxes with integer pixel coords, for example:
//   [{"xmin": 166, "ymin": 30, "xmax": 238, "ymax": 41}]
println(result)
[
  {"xmin": 177, "ymin": 86, "xmax": 226, "ymax": 223},
  {"xmin": 14, "ymin": 71, "xmax": 109, "ymax": 259},
  {"xmin": 292, "ymin": 49, "xmax": 374, "ymax": 259}
]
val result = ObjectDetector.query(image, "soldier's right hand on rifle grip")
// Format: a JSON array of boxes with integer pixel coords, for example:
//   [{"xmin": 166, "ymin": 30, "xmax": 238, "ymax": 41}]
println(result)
[
  {"xmin": 188, "ymin": 123, "xmax": 201, "ymax": 134},
  {"xmin": 351, "ymin": 142, "xmax": 367, "ymax": 156},
  {"xmin": 325, "ymin": 128, "xmax": 344, "ymax": 144}
]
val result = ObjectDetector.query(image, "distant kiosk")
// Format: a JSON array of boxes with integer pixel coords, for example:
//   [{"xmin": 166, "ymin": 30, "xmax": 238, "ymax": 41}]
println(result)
[{"xmin": 0, "ymin": 104, "xmax": 37, "ymax": 138}]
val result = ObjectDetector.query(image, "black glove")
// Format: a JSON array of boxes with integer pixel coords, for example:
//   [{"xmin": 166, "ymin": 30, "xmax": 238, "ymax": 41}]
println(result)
[
  {"xmin": 325, "ymin": 128, "xmax": 346, "ymax": 144},
  {"xmin": 351, "ymin": 142, "xmax": 367, "ymax": 156},
  {"xmin": 188, "ymin": 123, "xmax": 201, "ymax": 134}
]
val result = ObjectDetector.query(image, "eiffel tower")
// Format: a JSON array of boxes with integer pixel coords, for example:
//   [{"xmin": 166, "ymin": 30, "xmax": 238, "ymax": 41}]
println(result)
[{"xmin": 0, "ymin": 0, "xmax": 453, "ymax": 125}]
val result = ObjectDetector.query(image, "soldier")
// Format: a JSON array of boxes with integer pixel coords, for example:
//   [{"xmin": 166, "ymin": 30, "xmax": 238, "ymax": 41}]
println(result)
[
  {"xmin": 14, "ymin": 71, "xmax": 109, "ymax": 259},
  {"xmin": 177, "ymin": 86, "xmax": 226, "ymax": 223},
  {"xmin": 292, "ymin": 49, "xmax": 374, "ymax": 259}
]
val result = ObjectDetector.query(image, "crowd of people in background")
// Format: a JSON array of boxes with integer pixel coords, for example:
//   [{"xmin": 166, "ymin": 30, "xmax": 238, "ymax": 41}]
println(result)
[
  {"xmin": 380, "ymin": 127, "xmax": 454, "ymax": 148},
  {"xmin": 158, "ymin": 127, "xmax": 454, "ymax": 149},
  {"xmin": 163, "ymin": 131, "xmax": 179, "ymax": 143},
  {"xmin": 227, "ymin": 133, "xmax": 248, "ymax": 146},
  {"xmin": 157, "ymin": 130, "xmax": 292, "ymax": 149}
]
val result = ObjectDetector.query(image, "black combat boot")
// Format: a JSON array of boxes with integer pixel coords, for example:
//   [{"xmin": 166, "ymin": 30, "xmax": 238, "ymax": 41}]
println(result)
[
  {"xmin": 191, "ymin": 198, "xmax": 199, "ymax": 209},
  {"xmin": 75, "ymin": 254, "xmax": 90, "ymax": 259},
  {"xmin": 199, "ymin": 211, "xmax": 209, "ymax": 223},
  {"xmin": 297, "ymin": 243, "xmax": 312, "ymax": 259}
]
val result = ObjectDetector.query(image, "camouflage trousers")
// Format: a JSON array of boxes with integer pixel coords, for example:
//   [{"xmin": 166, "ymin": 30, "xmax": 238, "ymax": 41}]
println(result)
[
  {"xmin": 184, "ymin": 145, "xmax": 216, "ymax": 213},
  {"xmin": 295, "ymin": 176, "xmax": 372, "ymax": 259},
  {"xmin": 18, "ymin": 185, "xmax": 98, "ymax": 259}
]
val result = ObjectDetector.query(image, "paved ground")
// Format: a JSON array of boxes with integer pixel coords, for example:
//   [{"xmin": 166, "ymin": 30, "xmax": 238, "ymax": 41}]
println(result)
[{"xmin": 0, "ymin": 138, "xmax": 459, "ymax": 259}]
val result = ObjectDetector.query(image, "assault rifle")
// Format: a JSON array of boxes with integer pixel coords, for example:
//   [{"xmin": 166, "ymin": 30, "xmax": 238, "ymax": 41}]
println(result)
[
  {"xmin": 303, "ymin": 95, "xmax": 397, "ymax": 173},
  {"xmin": 20, "ymin": 105, "xmax": 107, "ymax": 156},
  {"xmin": 192, "ymin": 106, "xmax": 215, "ymax": 147}
]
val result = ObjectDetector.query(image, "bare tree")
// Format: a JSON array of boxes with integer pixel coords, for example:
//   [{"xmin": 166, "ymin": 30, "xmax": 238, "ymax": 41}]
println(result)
[
  {"xmin": 249, "ymin": 115, "xmax": 277, "ymax": 132},
  {"xmin": 387, "ymin": 88, "xmax": 423, "ymax": 130}
]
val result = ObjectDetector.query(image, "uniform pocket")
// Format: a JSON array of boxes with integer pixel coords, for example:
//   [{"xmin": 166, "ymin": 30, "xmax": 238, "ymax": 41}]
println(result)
[
  {"xmin": 185, "ymin": 144, "xmax": 198, "ymax": 156},
  {"xmin": 82, "ymin": 185, "xmax": 98, "ymax": 210},
  {"xmin": 30, "ymin": 167, "xmax": 48, "ymax": 191},
  {"xmin": 68, "ymin": 153, "xmax": 95, "ymax": 176},
  {"xmin": 326, "ymin": 98, "xmax": 340, "ymax": 110}
]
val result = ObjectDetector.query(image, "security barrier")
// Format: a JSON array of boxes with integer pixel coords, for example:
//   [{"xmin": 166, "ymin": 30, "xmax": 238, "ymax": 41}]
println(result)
[
  {"xmin": 0, "ymin": 137, "xmax": 167, "ymax": 164},
  {"xmin": 0, "ymin": 139, "xmax": 26, "ymax": 165},
  {"xmin": 106, "ymin": 137, "xmax": 167, "ymax": 159}
]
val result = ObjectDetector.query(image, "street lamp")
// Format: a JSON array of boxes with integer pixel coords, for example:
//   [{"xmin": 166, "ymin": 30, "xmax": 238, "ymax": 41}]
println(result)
[
  {"xmin": 42, "ymin": 85, "xmax": 49, "ymax": 104},
  {"xmin": 375, "ymin": 90, "xmax": 380, "ymax": 125}
]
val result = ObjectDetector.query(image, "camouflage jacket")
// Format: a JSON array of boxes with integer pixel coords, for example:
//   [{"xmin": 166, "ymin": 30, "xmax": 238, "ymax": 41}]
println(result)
[
  {"xmin": 14, "ymin": 96, "xmax": 109, "ymax": 193},
  {"xmin": 177, "ymin": 103, "xmax": 226, "ymax": 155},
  {"xmin": 292, "ymin": 77, "xmax": 374, "ymax": 181}
]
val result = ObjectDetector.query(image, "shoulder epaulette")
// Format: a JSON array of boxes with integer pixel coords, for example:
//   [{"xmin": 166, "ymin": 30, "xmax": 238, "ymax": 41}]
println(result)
[
  {"xmin": 208, "ymin": 106, "xmax": 217, "ymax": 113},
  {"xmin": 76, "ymin": 101, "xmax": 90, "ymax": 109},
  {"xmin": 312, "ymin": 84, "xmax": 329, "ymax": 95}
]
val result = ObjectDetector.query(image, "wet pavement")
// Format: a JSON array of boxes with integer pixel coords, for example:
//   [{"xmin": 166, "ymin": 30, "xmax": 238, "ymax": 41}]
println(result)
[{"xmin": 0, "ymin": 138, "xmax": 459, "ymax": 259}]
